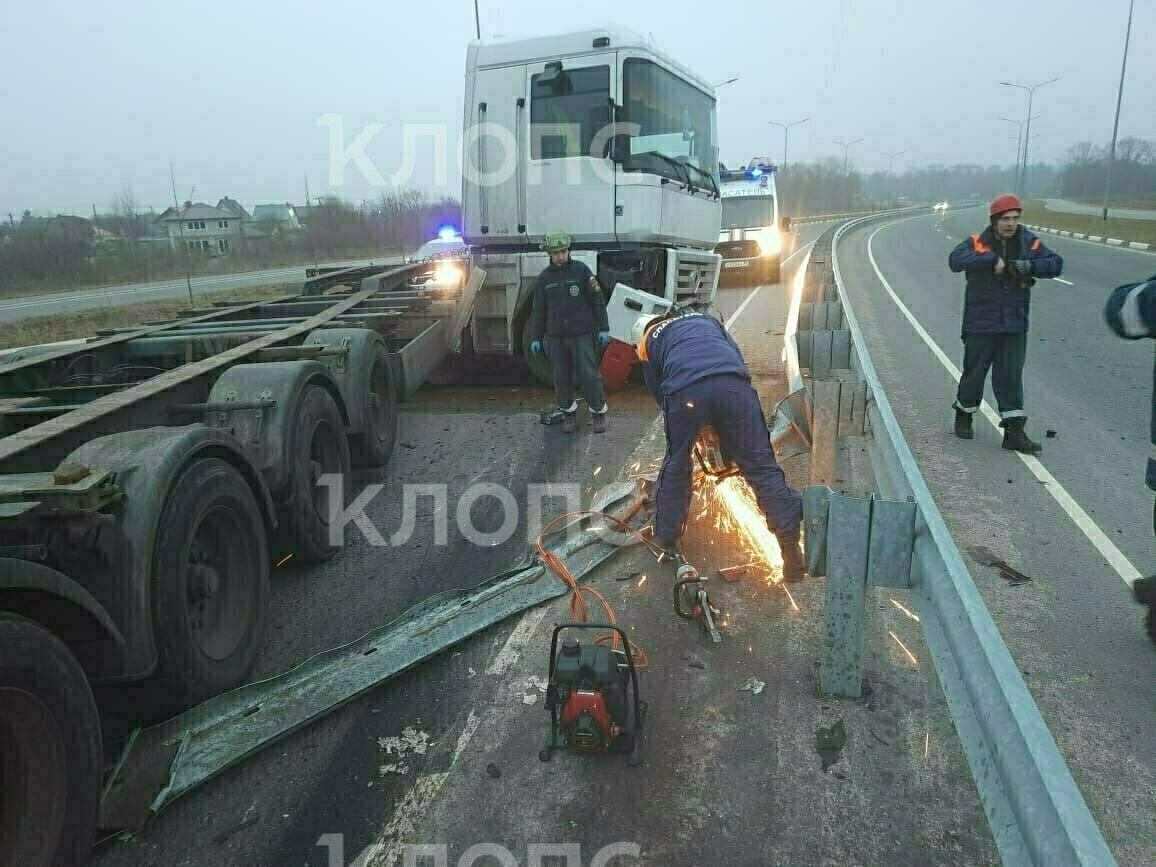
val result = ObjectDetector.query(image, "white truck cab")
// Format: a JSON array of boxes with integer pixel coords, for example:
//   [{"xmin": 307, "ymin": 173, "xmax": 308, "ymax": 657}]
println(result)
[
  {"xmin": 715, "ymin": 158, "xmax": 790, "ymax": 285},
  {"xmin": 458, "ymin": 27, "xmax": 723, "ymax": 382}
]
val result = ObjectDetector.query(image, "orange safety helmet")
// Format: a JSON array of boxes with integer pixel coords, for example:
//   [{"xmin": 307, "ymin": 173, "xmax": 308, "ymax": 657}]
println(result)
[{"xmin": 989, "ymin": 193, "xmax": 1023, "ymax": 219}]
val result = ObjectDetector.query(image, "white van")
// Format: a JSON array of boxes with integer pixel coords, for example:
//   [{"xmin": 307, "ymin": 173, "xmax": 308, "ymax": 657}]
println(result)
[{"xmin": 714, "ymin": 159, "xmax": 790, "ymax": 285}]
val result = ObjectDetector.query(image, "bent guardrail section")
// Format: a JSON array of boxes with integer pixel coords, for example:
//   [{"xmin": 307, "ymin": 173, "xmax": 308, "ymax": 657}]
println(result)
[{"xmin": 784, "ymin": 212, "xmax": 1116, "ymax": 866}]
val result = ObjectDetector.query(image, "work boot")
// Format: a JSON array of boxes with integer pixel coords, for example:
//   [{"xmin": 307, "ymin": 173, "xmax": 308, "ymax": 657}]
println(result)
[
  {"xmin": 954, "ymin": 408, "xmax": 974, "ymax": 440},
  {"xmin": 561, "ymin": 411, "xmax": 577, "ymax": 434},
  {"xmin": 1001, "ymin": 418, "xmax": 1041, "ymax": 454},
  {"xmin": 777, "ymin": 531, "xmax": 806, "ymax": 584},
  {"xmin": 592, "ymin": 410, "xmax": 607, "ymax": 434}
]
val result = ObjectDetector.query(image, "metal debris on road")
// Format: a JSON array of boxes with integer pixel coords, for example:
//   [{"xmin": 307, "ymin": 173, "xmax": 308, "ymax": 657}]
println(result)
[
  {"xmin": 401, "ymin": 441, "xmax": 416, "ymax": 449},
  {"xmin": 1045, "ymin": 430, "xmax": 1057, "ymax": 438},
  {"xmin": 718, "ymin": 562, "xmax": 755, "ymax": 582},
  {"xmin": 738, "ymin": 677, "xmax": 766, "ymax": 695},
  {"xmin": 968, "ymin": 546, "xmax": 1033, "ymax": 585}
]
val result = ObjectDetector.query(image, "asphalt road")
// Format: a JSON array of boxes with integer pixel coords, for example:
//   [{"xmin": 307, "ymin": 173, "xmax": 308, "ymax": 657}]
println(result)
[
  {"xmin": 0, "ymin": 258, "xmax": 388, "ymax": 323},
  {"xmin": 839, "ymin": 207, "xmax": 1156, "ymax": 862},
  {"xmin": 1043, "ymin": 198, "xmax": 1156, "ymax": 222},
  {"xmin": 89, "ymin": 226, "xmax": 830, "ymax": 867}
]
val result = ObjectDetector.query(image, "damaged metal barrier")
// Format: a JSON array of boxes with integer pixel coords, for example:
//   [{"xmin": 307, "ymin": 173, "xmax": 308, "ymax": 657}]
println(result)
[{"xmin": 98, "ymin": 478, "xmax": 654, "ymax": 836}]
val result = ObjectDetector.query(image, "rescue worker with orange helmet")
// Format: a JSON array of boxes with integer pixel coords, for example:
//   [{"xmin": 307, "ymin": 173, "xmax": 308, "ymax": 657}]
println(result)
[{"xmin": 948, "ymin": 194, "xmax": 1063, "ymax": 452}]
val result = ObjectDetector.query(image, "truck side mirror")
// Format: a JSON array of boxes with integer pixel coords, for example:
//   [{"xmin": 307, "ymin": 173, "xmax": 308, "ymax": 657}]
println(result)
[
  {"xmin": 607, "ymin": 132, "xmax": 632, "ymax": 164},
  {"xmin": 780, "ymin": 216, "xmax": 792, "ymax": 232}
]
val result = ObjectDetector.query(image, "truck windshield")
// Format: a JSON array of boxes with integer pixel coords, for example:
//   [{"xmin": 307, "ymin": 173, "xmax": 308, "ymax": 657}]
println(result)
[
  {"xmin": 530, "ymin": 65, "xmax": 611, "ymax": 159},
  {"xmin": 622, "ymin": 57, "xmax": 716, "ymax": 186},
  {"xmin": 722, "ymin": 197, "xmax": 775, "ymax": 229}
]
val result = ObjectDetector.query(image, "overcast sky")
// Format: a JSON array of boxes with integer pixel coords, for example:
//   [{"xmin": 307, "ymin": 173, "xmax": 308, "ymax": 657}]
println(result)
[{"xmin": 2, "ymin": 0, "xmax": 1153, "ymax": 216}]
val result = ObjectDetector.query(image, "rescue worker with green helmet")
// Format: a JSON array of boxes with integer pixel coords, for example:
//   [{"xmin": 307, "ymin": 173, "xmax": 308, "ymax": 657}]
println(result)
[{"xmin": 528, "ymin": 231, "xmax": 611, "ymax": 433}]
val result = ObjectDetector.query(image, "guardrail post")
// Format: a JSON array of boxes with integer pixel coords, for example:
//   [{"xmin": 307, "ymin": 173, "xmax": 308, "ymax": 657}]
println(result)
[
  {"xmin": 810, "ymin": 379, "xmax": 840, "ymax": 486},
  {"xmin": 803, "ymin": 487, "xmax": 918, "ymax": 699},
  {"xmin": 817, "ymin": 491, "xmax": 872, "ymax": 698}
]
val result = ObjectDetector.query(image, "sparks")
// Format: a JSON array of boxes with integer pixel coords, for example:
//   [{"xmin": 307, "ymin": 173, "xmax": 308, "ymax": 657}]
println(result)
[
  {"xmin": 889, "ymin": 631, "xmax": 918, "ymax": 666},
  {"xmin": 593, "ymin": 466, "xmax": 602, "ymax": 477},
  {"xmin": 702, "ymin": 475, "xmax": 784, "ymax": 583},
  {"xmin": 686, "ymin": 401, "xmax": 695, "ymax": 408},
  {"xmin": 638, "ymin": 575, "xmax": 647, "ymax": 587},
  {"xmin": 924, "ymin": 730, "xmax": 930, "ymax": 759},
  {"xmin": 276, "ymin": 553, "xmax": 294, "ymax": 567},
  {"xmin": 890, "ymin": 599, "xmax": 920, "ymax": 622},
  {"xmin": 783, "ymin": 585, "xmax": 800, "ymax": 611}
]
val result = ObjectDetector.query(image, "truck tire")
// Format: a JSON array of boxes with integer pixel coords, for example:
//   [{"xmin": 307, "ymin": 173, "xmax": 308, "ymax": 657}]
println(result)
[
  {"xmin": 350, "ymin": 341, "xmax": 399, "ymax": 469},
  {"xmin": 521, "ymin": 316, "xmax": 554, "ymax": 388},
  {"xmin": 0, "ymin": 616, "xmax": 102, "ymax": 867},
  {"xmin": 283, "ymin": 384, "xmax": 352, "ymax": 562},
  {"xmin": 305, "ymin": 329, "xmax": 399, "ymax": 469},
  {"xmin": 150, "ymin": 456, "xmax": 270, "ymax": 710}
]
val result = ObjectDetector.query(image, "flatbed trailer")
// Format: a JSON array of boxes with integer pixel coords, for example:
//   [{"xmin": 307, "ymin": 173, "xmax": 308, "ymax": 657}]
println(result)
[{"xmin": 0, "ymin": 258, "xmax": 482, "ymax": 867}]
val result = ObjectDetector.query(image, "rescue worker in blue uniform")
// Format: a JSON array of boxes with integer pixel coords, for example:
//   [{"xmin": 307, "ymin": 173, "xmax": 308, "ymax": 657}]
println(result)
[
  {"xmin": 949, "ymin": 194, "xmax": 1063, "ymax": 452},
  {"xmin": 529, "ymin": 232, "xmax": 611, "ymax": 434},
  {"xmin": 1104, "ymin": 273, "xmax": 1156, "ymax": 646},
  {"xmin": 633, "ymin": 309, "xmax": 806, "ymax": 582}
]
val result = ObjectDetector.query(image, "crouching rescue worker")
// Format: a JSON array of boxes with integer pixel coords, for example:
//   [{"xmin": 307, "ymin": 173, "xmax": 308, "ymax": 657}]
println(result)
[
  {"xmin": 948, "ymin": 194, "xmax": 1063, "ymax": 453},
  {"xmin": 528, "ymin": 232, "xmax": 611, "ymax": 434},
  {"xmin": 1104, "ymin": 272, "xmax": 1156, "ymax": 646},
  {"xmin": 633, "ymin": 309, "xmax": 806, "ymax": 582}
]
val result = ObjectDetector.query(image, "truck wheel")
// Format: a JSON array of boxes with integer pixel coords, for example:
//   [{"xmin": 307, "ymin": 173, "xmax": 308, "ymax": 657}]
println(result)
[
  {"xmin": 521, "ymin": 317, "xmax": 554, "ymax": 388},
  {"xmin": 284, "ymin": 385, "xmax": 352, "ymax": 562},
  {"xmin": 151, "ymin": 457, "xmax": 270, "ymax": 710},
  {"xmin": 0, "ymin": 616, "xmax": 102, "ymax": 867},
  {"xmin": 350, "ymin": 341, "xmax": 399, "ymax": 469}
]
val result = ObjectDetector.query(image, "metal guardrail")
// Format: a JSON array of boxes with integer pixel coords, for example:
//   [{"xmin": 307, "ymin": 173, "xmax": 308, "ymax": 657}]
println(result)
[{"xmin": 783, "ymin": 211, "xmax": 1117, "ymax": 866}]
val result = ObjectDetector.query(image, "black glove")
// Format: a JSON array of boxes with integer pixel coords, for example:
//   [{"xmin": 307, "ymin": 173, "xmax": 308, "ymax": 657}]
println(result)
[{"xmin": 1008, "ymin": 260, "xmax": 1033, "ymax": 277}]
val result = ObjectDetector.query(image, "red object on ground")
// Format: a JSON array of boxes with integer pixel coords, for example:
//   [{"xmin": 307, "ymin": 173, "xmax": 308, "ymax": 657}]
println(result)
[{"xmin": 599, "ymin": 340, "xmax": 637, "ymax": 390}]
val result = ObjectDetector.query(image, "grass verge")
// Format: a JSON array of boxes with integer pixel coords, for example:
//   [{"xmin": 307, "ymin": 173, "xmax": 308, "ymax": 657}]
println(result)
[
  {"xmin": 1026, "ymin": 200, "xmax": 1156, "ymax": 246},
  {"xmin": 0, "ymin": 283, "xmax": 289, "ymax": 352}
]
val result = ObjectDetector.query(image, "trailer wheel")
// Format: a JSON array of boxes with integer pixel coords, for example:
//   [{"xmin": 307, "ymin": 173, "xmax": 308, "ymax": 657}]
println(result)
[
  {"xmin": 151, "ymin": 457, "xmax": 270, "ymax": 709},
  {"xmin": 350, "ymin": 341, "xmax": 399, "ymax": 469},
  {"xmin": 283, "ymin": 385, "xmax": 352, "ymax": 561},
  {"xmin": 0, "ymin": 615, "xmax": 102, "ymax": 867}
]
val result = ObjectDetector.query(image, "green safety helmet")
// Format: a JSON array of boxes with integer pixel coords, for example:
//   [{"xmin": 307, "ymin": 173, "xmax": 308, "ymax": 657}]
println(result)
[{"xmin": 540, "ymin": 232, "xmax": 572, "ymax": 253}]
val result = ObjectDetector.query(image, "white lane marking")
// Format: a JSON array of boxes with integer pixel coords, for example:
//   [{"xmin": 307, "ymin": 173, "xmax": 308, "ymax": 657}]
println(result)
[
  {"xmin": 725, "ymin": 240, "xmax": 817, "ymax": 330},
  {"xmin": 1055, "ymin": 277, "xmax": 1075, "ymax": 286},
  {"xmin": 866, "ymin": 217, "xmax": 1141, "ymax": 588},
  {"xmin": 365, "ymin": 709, "xmax": 481, "ymax": 867}
]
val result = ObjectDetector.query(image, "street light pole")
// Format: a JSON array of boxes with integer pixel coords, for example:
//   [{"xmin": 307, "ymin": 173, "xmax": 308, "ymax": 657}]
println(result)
[
  {"xmin": 883, "ymin": 150, "xmax": 905, "ymax": 206},
  {"xmin": 1001, "ymin": 76, "xmax": 1059, "ymax": 198},
  {"xmin": 473, "ymin": 0, "xmax": 481, "ymax": 38},
  {"xmin": 769, "ymin": 117, "xmax": 809, "ymax": 170},
  {"xmin": 835, "ymin": 137, "xmax": 863, "ymax": 175},
  {"xmin": 1102, "ymin": 0, "xmax": 1135, "ymax": 221},
  {"xmin": 712, "ymin": 77, "xmax": 739, "ymax": 88},
  {"xmin": 999, "ymin": 117, "xmax": 1024, "ymax": 193}
]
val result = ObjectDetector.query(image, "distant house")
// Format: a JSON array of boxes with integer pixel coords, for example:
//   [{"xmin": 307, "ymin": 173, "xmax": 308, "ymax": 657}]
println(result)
[
  {"xmin": 245, "ymin": 203, "xmax": 302, "ymax": 240},
  {"xmin": 158, "ymin": 201, "xmax": 243, "ymax": 255}
]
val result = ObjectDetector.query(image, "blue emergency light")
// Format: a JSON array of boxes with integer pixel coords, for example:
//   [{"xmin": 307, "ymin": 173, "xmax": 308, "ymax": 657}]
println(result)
[{"xmin": 438, "ymin": 226, "xmax": 459, "ymax": 241}]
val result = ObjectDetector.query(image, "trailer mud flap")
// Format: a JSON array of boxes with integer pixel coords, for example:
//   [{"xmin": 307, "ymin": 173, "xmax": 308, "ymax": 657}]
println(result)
[{"xmin": 97, "ymin": 477, "xmax": 653, "ymax": 835}]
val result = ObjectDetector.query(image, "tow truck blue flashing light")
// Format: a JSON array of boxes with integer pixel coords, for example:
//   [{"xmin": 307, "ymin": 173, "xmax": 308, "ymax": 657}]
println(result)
[
  {"xmin": 750, "ymin": 167, "xmax": 764, "ymax": 178},
  {"xmin": 438, "ymin": 225, "xmax": 459, "ymax": 241}
]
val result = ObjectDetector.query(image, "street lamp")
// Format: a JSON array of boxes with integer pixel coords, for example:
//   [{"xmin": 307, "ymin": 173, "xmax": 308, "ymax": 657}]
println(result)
[
  {"xmin": 835, "ymin": 137, "xmax": 863, "ymax": 175},
  {"xmin": 883, "ymin": 150, "xmax": 905, "ymax": 207},
  {"xmin": 999, "ymin": 115, "xmax": 1036, "ymax": 194},
  {"xmin": 768, "ymin": 117, "xmax": 808, "ymax": 169},
  {"xmin": 712, "ymin": 77, "xmax": 740, "ymax": 88},
  {"xmin": 1103, "ymin": 0, "xmax": 1135, "ymax": 221},
  {"xmin": 1000, "ymin": 76, "xmax": 1060, "ymax": 198}
]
